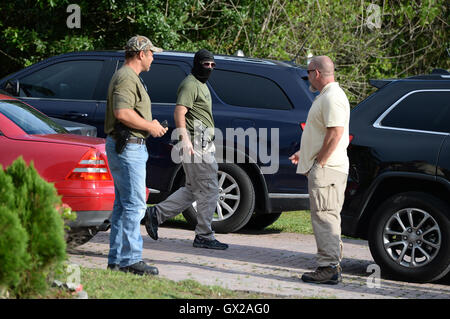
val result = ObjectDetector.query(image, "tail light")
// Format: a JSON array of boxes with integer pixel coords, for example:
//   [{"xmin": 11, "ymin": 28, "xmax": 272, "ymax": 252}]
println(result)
[
  {"xmin": 300, "ymin": 122, "xmax": 306, "ymax": 131},
  {"xmin": 301, "ymin": 122, "xmax": 354, "ymax": 143},
  {"xmin": 66, "ymin": 149, "xmax": 112, "ymax": 181}
]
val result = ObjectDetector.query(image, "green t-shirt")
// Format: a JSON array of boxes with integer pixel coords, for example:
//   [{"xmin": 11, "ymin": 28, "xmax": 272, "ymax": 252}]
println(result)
[
  {"xmin": 177, "ymin": 74, "xmax": 214, "ymax": 138},
  {"xmin": 104, "ymin": 65, "xmax": 152, "ymax": 139}
]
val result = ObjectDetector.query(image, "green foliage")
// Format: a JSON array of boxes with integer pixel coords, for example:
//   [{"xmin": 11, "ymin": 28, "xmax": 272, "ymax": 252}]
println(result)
[
  {"xmin": 0, "ymin": 157, "xmax": 67, "ymax": 298},
  {"xmin": 0, "ymin": 0, "xmax": 448, "ymax": 104},
  {"xmin": 0, "ymin": 169, "xmax": 30, "ymax": 293},
  {"xmin": 0, "ymin": 207, "xmax": 30, "ymax": 293}
]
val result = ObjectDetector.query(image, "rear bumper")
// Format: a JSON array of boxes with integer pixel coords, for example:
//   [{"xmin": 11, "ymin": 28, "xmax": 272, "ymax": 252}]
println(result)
[
  {"xmin": 56, "ymin": 184, "xmax": 115, "ymax": 211},
  {"xmin": 67, "ymin": 210, "xmax": 112, "ymax": 227},
  {"xmin": 57, "ymin": 186, "xmax": 115, "ymax": 228},
  {"xmin": 59, "ymin": 187, "xmax": 150, "ymax": 228}
]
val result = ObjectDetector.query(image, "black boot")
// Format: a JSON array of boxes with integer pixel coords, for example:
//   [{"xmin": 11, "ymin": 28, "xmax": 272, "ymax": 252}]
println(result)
[
  {"xmin": 145, "ymin": 206, "xmax": 159, "ymax": 240},
  {"xmin": 119, "ymin": 261, "xmax": 159, "ymax": 276}
]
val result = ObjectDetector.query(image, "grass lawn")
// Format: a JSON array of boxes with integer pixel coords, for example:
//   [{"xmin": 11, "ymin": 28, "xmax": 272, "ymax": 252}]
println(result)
[
  {"xmin": 266, "ymin": 210, "xmax": 313, "ymax": 234},
  {"xmin": 80, "ymin": 268, "xmax": 278, "ymax": 299},
  {"xmin": 162, "ymin": 210, "xmax": 313, "ymax": 235},
  {"xmin": 41, "ymin": 210, "xmax": 313, "ymax": 299}
]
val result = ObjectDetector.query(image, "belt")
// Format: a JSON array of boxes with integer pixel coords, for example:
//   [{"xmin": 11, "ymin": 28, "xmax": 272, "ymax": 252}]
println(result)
[
  {"xmin": 127, "ymin": 137, "xmax": 146, "ymax": 145},
  {"xmin": 108, "ymin": 134, "xmax": 146, "ymax": 145}
]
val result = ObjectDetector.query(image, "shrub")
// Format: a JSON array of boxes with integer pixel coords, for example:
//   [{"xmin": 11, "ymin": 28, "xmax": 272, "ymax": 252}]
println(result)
[
  {"xmin": 0, "ymin": 169, "xmax": 29, "ymax": 296},
  {"xmin": 0, "ymin": 157, "xmax": 67, "ymax": 298}
]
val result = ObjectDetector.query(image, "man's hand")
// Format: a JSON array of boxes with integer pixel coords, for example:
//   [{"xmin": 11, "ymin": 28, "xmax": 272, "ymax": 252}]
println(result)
[
  {"xmin": 148, "ymin": 119, "xmax": 168, "ymax": 137},
  {"xmin": 289, "ymin": 151, "xmax": 300, "ymax": 165},
  {"xmin": 181, "ymin": 138, "xmax": 194, "ymax": 156},
  {"xmin": 114, "ymin": 109, "xmax": 168, "ymax": 137}
]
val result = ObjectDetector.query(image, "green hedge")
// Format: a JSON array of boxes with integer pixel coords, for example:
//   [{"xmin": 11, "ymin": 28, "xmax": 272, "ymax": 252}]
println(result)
[{"xmin": 0, "ymin": 157, "xmax": 67, "ymax": 298}]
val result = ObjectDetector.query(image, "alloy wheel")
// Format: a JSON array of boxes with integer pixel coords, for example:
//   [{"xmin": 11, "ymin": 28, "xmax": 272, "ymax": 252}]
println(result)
[{"xmin": 383, "ymin": 208, "xmax": 441, "ymax": 268}]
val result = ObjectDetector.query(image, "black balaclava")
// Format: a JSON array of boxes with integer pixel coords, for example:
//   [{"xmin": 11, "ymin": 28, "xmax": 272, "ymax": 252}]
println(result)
[{"xmin": 191, "ymin": 49, "xmax": 215, "ymax": 83}]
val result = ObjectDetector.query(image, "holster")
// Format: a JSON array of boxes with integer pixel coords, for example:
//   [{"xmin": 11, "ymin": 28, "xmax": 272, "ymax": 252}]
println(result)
[{"xmin": 113, "ymin": 122, "xmax": 131, "ymax": 154}]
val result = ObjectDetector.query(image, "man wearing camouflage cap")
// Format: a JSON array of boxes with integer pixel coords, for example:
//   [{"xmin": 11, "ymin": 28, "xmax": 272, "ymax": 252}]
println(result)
[{"xmin": 104, "ymin": 35, "xmax": 167, "ymax": 276}]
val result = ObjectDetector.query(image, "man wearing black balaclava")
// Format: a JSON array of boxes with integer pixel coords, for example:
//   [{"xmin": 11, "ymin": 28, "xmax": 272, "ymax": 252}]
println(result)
[
  {"xmin": 191, "ymin": 48, "xmax": 215, "ymax": 83},
  {"xmin": 145, "ymin": 49, "xmax": 229, "ymax": 250}
]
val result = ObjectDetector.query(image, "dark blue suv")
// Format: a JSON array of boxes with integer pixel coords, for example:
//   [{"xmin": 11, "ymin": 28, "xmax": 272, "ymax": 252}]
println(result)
[{"xmin": 0, "ymin": 51, "xmax": 315, "ymax": 232}]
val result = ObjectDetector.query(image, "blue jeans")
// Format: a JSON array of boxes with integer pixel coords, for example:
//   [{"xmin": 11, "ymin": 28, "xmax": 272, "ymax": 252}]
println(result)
[{"xmin": 106, "ymin": 136, "xmax": 148, "ymax": 267}]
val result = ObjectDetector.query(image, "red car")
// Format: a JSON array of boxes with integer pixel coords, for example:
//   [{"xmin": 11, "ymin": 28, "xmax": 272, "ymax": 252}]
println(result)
[{"xmin": 0, "ymin": 94, "xmax": 115, "ymax": 246}]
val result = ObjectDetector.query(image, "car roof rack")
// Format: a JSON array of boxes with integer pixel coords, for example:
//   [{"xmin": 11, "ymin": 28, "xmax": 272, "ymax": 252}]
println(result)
[
  {"xmin": 407, "ymin": 68, "xmax": 450, "ymax": 80},
  {"xmin": 370, "ymin": 69, "xmax": 450, "ymax": 88}
]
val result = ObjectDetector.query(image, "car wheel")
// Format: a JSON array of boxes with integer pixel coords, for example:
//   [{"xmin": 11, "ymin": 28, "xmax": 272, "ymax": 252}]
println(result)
[
  {"xmin": 368, "ymin": 192, "xmax": 450, "ymax": 282},
  {"xmin": 244, "ymin": 212, "xmax": 282, "ymax": 230},
  {"xmin": 66, "ymin": 227, "xmax": 98, "ymax": 248},
  {"xmin": 182, "ymin": 163, "xmax": 255, "ymax": 233}
]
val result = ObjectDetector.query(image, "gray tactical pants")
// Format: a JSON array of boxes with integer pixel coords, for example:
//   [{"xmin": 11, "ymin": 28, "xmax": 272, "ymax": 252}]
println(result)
[{"xmin": 154, "ymin": 147, "xmax": 218, "ymax": 240}]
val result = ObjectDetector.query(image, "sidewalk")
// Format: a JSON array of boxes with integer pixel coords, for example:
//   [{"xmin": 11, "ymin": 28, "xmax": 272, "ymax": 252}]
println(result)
[{"xmin": 68, "ymin": 225, "xmax": 450, "ymax": 299}]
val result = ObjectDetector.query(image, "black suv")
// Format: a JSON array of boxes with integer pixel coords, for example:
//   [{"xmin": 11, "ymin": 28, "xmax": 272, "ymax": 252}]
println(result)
[
  {"xmin": 342, "ymin": 70, "xmax": 450, "ymax": 282},
  {"xmin": 0, "ymin": 51, "xmax": 315, "ymax": 233}
]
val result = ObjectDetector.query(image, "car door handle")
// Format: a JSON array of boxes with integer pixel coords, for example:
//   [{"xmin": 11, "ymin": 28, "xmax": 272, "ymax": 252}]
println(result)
[{"xmin": 63, "ymin": 112, "xmax": 88, "ymax": 119}]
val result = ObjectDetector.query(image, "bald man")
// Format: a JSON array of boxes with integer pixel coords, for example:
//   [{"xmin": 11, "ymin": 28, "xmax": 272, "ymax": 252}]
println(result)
[{"xmin": 290, "ymin": 56, "xmax": 350, "ymax": 284}]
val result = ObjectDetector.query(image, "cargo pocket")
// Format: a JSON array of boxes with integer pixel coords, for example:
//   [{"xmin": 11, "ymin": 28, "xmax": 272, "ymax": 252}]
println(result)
[
  {"xmin": 310, "ymin": 182, "xmax": 338, "ymax": 212},
  {"xmin": 194, "ymin": 174, "xmax": 218, "ymax": 196}
]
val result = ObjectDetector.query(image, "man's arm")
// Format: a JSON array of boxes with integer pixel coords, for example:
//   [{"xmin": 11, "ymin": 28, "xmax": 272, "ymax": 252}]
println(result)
[
  {"xmin": 114, "ymin": 108, "xmax": 167, "ymax": 137},
  {"xmin": 316, "ymin": 126, "xmax": 344, "ymax": 167},
  {"xmin": 174, "ymin": 104, "xmax": 194, "ymax": 155}
]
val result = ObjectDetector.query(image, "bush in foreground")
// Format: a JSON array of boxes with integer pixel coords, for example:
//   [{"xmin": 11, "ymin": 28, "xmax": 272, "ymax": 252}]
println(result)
[{"xmin": 0, "ymin": 157, "xmax": 67, "ymax": 298}]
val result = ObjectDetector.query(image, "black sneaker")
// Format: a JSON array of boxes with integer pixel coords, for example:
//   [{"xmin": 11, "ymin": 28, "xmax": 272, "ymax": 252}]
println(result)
[
  {"xmin": 193, "ymin": 235, "xmax": 229, "ymax": 250},
  {"xmin": 301, "ymin": 265, "xmax": 342, "ymax": 285},
  {"xmin": 107, "ymin": 263, "xmax": 120, "ymax": 271},
  {"xmin": 119, "ymin": 261, "xmax": 159, "ymax": 276},
  {"xmin": 145, "ymin": 206, "xmax": 159, "ymax": 240}
]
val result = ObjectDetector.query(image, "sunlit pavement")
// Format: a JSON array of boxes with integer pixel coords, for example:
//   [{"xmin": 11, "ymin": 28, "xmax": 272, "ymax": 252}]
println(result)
[{"xmin": 68, "ymin": 226, "xmax": 450, "ymax": 299}]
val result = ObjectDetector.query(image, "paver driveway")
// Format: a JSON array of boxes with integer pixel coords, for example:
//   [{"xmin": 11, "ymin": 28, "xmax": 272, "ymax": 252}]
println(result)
[{"xmin": 68, "ymin": 225, "xmax": 450, "ymax": 299}]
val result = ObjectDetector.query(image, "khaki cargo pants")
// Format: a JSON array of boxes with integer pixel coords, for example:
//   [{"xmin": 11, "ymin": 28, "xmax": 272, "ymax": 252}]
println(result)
[{"xmin": 307, "ymin": 163, "xmax": 347, "ymax": 267}]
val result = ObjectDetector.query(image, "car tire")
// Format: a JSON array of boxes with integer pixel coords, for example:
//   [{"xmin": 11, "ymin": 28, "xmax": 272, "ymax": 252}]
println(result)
[
  {"xmin": 368, "ymin": 192, "xmax": 450, "ymax": 283},
  {"xmin": 182, "ymin": 163, "xmax": 255, "ymax": 233},
  {"xmin": 66, "ymin": 227, "xmax": 98, "ymax": 248},
  {"xmin": 244, "ymin": 212, "xmax": 282, "ymax": 230}
]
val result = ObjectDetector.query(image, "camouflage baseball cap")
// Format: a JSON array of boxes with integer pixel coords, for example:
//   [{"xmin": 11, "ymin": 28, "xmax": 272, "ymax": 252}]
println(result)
[{"xmin": 125, "ymin": 35, "xmax": 163, "ymax": 53}]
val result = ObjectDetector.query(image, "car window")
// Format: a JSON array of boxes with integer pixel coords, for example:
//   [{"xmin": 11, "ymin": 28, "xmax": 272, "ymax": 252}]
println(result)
[
  {"xmin": 0, "ymin": 100, "xmax": 68, "ymax": 135},
  {"xmin": 381, "ymin": 90, "xmax": 450, "ymax": 133},
  {"xmin": 19, "ymin": 60, "xmax": 104, "ymax": 100},
  {"xmin": 139, "ymin": 63, "xmax": 187, "ymax": 103},
  {"xmin": 209, "ymin": 69, "xmax": 292, "ymax": 110}
]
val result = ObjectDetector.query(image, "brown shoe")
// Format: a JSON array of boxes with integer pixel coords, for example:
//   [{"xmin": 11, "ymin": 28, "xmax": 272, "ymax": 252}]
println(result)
[{"xmin": 301, "ymin": 265, "xmax": 342, "ymax": 285}]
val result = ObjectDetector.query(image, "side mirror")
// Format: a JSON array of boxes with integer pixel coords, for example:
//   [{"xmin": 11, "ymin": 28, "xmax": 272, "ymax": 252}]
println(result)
[{"xmin": 4, "ymin": 79, "xmax": 20, "ymax": 96}]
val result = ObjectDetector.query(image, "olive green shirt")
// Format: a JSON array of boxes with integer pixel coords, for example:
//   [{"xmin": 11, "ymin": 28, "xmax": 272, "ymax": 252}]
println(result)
[
  {"xmin": 177, "ymin": 74, "xmax": 214, "ymax": 139},
  {"xmin": 104, "ymin": 65, "xmax": 152, "ymax": 139}
]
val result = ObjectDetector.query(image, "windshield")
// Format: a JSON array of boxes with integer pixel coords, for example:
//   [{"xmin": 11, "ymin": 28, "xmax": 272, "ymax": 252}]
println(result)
[{"xmin": 0, "ymin": 99, "xmax": 68, "ymax": 135}]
